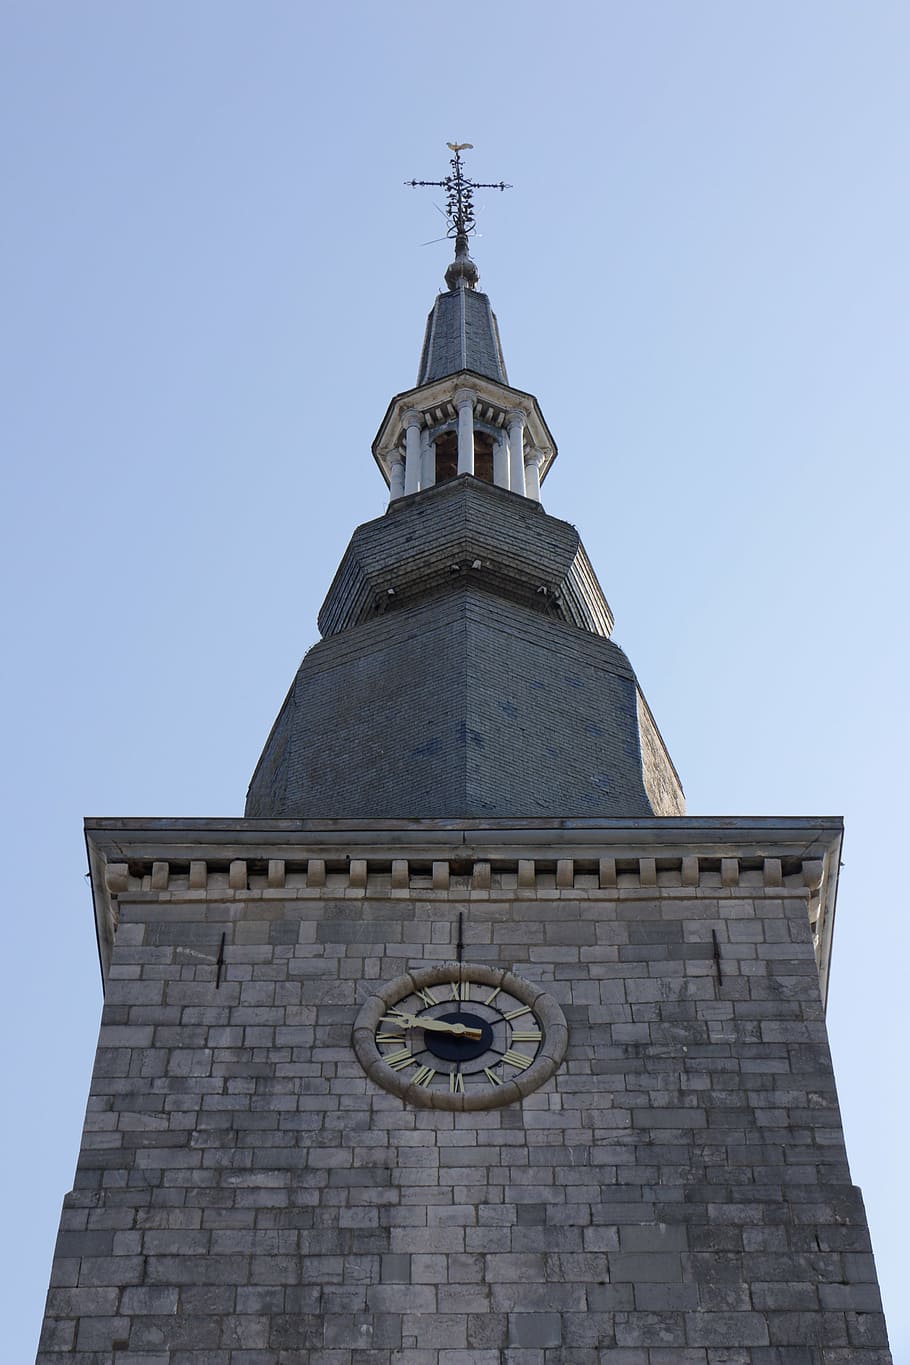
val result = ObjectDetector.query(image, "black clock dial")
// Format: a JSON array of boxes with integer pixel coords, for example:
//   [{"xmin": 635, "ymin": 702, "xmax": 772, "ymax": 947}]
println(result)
[{"xmin": 422, "ymin": 1010, "xmax": 493, "ymax": 1062}]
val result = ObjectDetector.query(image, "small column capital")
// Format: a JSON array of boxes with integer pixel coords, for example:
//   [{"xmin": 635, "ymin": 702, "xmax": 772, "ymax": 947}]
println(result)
[
  {"xmin": 506, "ymin": 407, "xmax": 527, "ymax": 427},
  {"xmin": 402, "ymin": 408, "xmax": 422, "ymax": 430},
  {"xmin": 524, "ymin": 447, "xmax": 546, "ymax": 469},
  {"xmin": 454, "ymin": 387, "xmax": 477, "ymax": 410}
]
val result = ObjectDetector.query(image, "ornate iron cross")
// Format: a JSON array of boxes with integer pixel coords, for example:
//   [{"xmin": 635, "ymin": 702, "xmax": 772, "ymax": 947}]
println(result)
[{"xmin": 406, "ymin": 142, "xmax": 511, "ymax": 239}]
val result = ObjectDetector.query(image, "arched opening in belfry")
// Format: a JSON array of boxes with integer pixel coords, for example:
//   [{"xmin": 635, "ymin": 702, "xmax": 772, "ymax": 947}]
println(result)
[
  {"xmin": 434, "ymin": 431, "xmax": 458, "ymax": 484},
  {"xmin": 474, "ymin": 431, "xmax": 494, "ymax": 484},
  {"xmin": 433, "ymin": 428, "xmax": 496, "ymax": 486}
]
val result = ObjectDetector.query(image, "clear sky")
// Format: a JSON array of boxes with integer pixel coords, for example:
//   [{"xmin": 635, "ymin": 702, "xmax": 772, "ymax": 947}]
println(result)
[{"xmin": 2, "ymin": 2, "xmax": 908, "ymax": 1359}]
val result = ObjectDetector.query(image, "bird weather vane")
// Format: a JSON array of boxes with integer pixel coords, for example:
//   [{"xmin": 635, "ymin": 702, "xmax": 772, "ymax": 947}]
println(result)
[{"xmin": 406, "ymin": 142, "xmax": 511, "ymax": 240}]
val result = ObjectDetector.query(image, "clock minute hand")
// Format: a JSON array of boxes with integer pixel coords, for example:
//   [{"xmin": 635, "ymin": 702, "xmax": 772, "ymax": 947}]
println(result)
[{"xmin": 388, "ymin": 1010, "xmax": 483, "ymax": 1041}]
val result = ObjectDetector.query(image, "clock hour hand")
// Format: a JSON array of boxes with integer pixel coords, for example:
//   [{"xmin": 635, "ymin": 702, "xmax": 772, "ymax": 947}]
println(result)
[{"xmin": 385, "ymin": 1010, "xmax": 483, "ymax": 1041}]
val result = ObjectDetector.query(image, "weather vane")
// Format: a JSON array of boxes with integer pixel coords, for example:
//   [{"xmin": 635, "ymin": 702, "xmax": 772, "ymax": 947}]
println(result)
[{"xmin": 406, "ymin": 142, "xmax": 511, "ymax": 240}]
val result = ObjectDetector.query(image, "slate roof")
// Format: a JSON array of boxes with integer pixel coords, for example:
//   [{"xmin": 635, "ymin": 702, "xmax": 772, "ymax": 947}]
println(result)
[
  {"xmin": 417, "ymin": 287, "xmax": 508, "ymax": 385},
  {"xmin": 245, "ymin": 480, "xmax": 683, "ymax": 820},
  {"xmin": 245, "ymin": 587, "xmax": 681, "ymax": 820},
  {"xmin": 318, "ymin": 476, "xmax": 613, "ymax": 639}
]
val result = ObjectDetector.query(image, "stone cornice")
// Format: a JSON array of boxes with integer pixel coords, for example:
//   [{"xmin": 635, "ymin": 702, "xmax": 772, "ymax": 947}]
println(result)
[{"xmin": 86, "ymin": 815, "xmax": 841, "ymax": 1007}]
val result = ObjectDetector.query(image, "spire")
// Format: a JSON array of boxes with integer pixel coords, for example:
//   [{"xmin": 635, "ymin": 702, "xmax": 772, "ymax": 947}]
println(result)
[
  {"xmin": 370, "ymin": 146, "xmax": 556, "ymax": 501},
  {"xmin": 245, "ymin": 149, "xmax": 683, "ymax": 821},
  {"xmin": 407, "ymin": 143, "xmax": 511, "ymax": 387}
]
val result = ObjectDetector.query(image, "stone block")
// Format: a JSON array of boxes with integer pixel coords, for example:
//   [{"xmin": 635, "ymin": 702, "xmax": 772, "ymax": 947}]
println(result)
[
  {"xmin": 307, "ymin": 858, "xmax": 327, "ymax": 886},
  {"xmin": 639, "ymin": 857, "xmax": 657, "ymax": 886},
  {"xmin": 685, "ymin": 1311, "xmax": 771, "ymax": 1346},
  {"xmin": 609, "ymin": 1253, "xmax": 683, "ymax": 1283},
  {"xmin": 508, "ymin": 1312, "xmax": 562, "ymax": 1347},
  {"xmin": 556, "ymin": 859, "xmax": 574, "ymax": 888},
  {"xmin": 473, "ymin": 861, "xmax": 492, "ymax": 889},
  {"xmin": 619, "ymin": 1223, "xmax": 688, "ymax": 1253},
  {"xmin": 763, "ymin": 858, "xmax": 783, "ymax": 887},
  {"xmin": 681, "ymin": 856, "xmax": 699, "ymax": 886},
  {"xmin": 189, "ymin": 860, "xmax": 208, "ymax": 889},
  {"xmin": 721, "ymin": 858, "xmax": 739, "ymax": 887}
]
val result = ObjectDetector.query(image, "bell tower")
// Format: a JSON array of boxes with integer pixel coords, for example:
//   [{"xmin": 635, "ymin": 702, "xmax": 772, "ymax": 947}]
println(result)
[{"xmin": 37, "ymin": 148, "xmax": 891, "ymax": 1363}]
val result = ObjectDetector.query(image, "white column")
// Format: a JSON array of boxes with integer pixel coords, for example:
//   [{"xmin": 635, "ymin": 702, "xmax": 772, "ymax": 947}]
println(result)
[
  {"xmin": 403, "ymin": 410, "xmax": 422, "ymax": 495},
  {"xmin": 420, "ymin": 429, "xmax": 435, "ymax": 488},
  {"xmin": 507, "ymin": 409, "xmax": 526, "ymax": 496},
  {"xmin": 389, "ymin": 454, "xmax": 405, "ymax": 502},
  {"xmin": 524, "ymin": 448, "xmax": 544, "ymax": 502},
  {"xmin": 455, "ymin": 388, "xmax": 476, "ymax": 476},
  {"xmin": 493, "ymin": 431, "xmax": 509, "ymax": 489}
]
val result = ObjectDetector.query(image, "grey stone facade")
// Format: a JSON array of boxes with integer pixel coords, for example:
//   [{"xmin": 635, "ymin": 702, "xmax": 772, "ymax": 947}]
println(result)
[{"xmin": 37, "ymin": 816, "xmax": 891, "ymax": 1362}]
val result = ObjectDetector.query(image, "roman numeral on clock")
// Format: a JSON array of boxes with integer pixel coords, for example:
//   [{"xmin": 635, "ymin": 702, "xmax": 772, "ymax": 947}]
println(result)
[
  {"xmin": 449, "ymin": 1071, "xmax": 464, "ymax": 1094},
  {"xmin": 412, "ymin": 1066, "xmax": 436, "ymax": 1087},
  {"xmin": 502, "ymin": 1049, "xmax": 533, "ymax": 1070},
  {"xmin": 415, "ymin": 987, "xmax": 438, "ymax": 1007},
  {"xmin": 511, "ymin": 1029, "xmax": 542, "ymax": 1043},
  {"xmin": 483, "ymin": 1067, "xmax": 504, "ymax": 1087},
  {"xmin": 504, "ymin": 1006, "xmax": 531, "ymax": 1021},
  {"xmin": 384, "ymin": 1048, "xmax": 416, "ymax": 1070},
  {"xmin": 449, "ymin": 980, "xmax": 470, "ymax": 1001}
]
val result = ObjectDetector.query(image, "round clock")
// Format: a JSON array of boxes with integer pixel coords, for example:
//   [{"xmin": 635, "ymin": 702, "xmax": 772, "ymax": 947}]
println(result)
[{"xmin": 352, "ymin": 963, "xmax": 568, "ymax": 1110}]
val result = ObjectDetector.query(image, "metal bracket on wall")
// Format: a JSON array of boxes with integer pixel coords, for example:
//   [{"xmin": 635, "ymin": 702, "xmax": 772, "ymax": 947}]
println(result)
[{"xmin": 711, "ymin": 929, "xmax": 723, "ymax": 988}]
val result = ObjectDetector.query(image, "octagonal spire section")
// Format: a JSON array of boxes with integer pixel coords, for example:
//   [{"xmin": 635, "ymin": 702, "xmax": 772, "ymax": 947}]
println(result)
[
  {"xmin": 245, "ymin": 479, "xmax": 684, "ymax": 821},
  {"xmin": 417, "ymin": 283, "xmax": 508, "ymax": 386}
]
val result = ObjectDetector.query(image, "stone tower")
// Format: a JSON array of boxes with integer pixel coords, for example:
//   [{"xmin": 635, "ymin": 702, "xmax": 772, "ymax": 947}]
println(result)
[{"xmin": 38, "ymin": 155, "xmax": 891, "ymax": 1363}]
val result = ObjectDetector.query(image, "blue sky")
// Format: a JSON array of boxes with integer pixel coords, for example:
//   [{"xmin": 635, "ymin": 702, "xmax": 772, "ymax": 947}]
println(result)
[{"xmin": 3, "ymin": 2, "xmax": 908, "ymax": 1358}]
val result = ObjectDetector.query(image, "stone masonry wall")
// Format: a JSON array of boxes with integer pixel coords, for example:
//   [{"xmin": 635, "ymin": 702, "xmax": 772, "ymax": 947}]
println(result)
[{"xmin": 38, "ymin": 847, "xmax": 891, "ymax": 1364}]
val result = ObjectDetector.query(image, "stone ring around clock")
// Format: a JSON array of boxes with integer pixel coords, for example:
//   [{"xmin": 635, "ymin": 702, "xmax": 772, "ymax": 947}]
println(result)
[{"xmin": 352, "ymin": 961, "xmax": 569, "ymax": 1112}]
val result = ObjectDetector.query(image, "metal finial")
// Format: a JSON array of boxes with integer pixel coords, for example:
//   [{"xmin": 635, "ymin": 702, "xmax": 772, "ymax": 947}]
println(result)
[{"xmin": 406, "ymin": 143, "xmax": 511, "ymax": 290}]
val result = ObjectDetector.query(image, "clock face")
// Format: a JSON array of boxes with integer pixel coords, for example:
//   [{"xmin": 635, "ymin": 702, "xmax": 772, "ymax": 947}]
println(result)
[{"xmin": 352, "ymin": 964, "xmax": 568, "ymax": 1111}]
